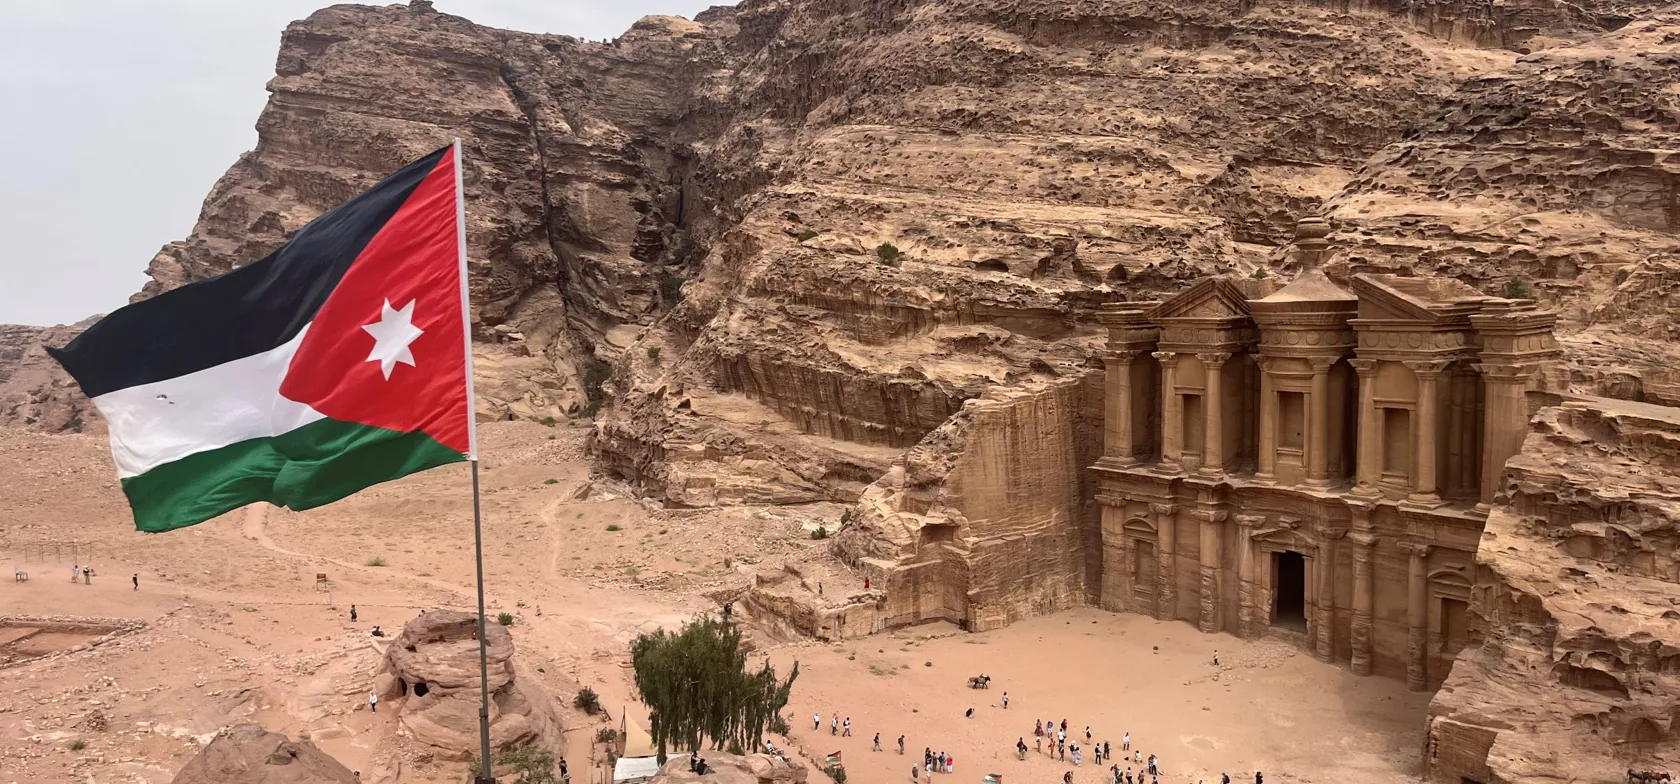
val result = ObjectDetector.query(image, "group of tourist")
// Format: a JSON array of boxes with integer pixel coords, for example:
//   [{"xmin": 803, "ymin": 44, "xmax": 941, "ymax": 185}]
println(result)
[{"xmin": 809, "ymin": 686, "xmax": 1268, "ymax": 784}]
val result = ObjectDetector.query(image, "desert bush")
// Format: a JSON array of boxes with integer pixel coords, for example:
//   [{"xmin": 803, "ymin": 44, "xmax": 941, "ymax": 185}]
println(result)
[
  {"xmin": 876, "ymin": 243, "xmax": 902, "ymax": 266},
  {"xmin": 497, "ymin": 612, "xmax": 515, "ymax": 626},
  {"xmin": 575, "ymin": 686, "xmax": 602, "ymax": 715},
  {"xmin": 811, "ymin": 525, "xmax": 828, "ymax": 540},
  {"xmin": 365, "ymin": 557, "xmax": 387, "ymax": 567}
]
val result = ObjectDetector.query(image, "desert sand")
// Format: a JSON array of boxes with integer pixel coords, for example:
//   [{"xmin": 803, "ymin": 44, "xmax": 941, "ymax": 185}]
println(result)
[{"xmin": 0, "ymin": 421, "xmax": 1426, "ymax": 783}]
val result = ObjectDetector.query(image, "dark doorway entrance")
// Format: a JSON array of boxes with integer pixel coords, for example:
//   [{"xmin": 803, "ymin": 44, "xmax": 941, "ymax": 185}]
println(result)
[{"xmin": 1273, "ymin": 551, "xmax": 1307, "ymax": 631}]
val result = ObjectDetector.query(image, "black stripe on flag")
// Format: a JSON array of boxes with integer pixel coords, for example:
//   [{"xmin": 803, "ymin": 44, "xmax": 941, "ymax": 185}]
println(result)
[{"xmin": 49, "ymin": 145, "xmax": 452, "ymax": 399}]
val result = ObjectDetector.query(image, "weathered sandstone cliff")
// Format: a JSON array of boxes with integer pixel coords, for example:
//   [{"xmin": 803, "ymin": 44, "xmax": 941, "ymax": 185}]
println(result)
[{"xmin": 1426, "ymin": 399, "xmax": 1680, "ymax": 783}]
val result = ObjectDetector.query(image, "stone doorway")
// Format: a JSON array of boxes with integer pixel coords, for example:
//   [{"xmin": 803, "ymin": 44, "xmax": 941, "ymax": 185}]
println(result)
[
  {"xmin": 1272, "ymin": 551, "xmax": 1307, "ymax": 631},
  {"xmin": 1130, "ymin": 539, "xmax": 1157, "ymax": 610}
]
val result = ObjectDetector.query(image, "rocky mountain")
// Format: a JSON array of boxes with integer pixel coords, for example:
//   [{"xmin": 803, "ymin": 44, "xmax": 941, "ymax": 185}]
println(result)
[{"xmin": 3, "ymin": 0, "xmax": 1675, "ymax": 510}]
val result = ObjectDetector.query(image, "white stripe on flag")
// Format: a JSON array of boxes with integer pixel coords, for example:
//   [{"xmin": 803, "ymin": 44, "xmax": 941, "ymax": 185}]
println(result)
[{"xmin": 92, "ymin": 326, "xmax": 327, "ymax": 478}]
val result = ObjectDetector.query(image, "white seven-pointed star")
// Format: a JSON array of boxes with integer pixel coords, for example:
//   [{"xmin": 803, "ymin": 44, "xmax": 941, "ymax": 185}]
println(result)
[{"xmin": 361, "ymin": 299, "xmax": 424, "ymax": 380}]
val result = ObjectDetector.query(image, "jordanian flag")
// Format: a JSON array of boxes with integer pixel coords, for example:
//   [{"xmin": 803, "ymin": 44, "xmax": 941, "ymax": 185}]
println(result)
[{"xmin": 50, "ymin": 144, "xmax": 474, "ymax": 533}]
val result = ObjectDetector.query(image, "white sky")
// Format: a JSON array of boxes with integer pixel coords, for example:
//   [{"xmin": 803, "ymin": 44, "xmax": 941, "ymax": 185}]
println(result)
[{"xmin": 0, "ymin": 0, "xmax": 718, "ymax": 326}]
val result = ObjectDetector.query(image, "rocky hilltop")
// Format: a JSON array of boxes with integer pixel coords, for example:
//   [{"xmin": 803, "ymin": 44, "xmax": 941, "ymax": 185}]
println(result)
[{"xmin": 3, "ymin": 0, "xmax": 1675, "ymax": 504}]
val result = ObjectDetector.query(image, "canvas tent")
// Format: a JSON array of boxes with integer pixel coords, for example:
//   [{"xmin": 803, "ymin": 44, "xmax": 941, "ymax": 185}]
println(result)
[{"xmin": 613, "ymin": 714, "xmax": 660, "ymax": 784}]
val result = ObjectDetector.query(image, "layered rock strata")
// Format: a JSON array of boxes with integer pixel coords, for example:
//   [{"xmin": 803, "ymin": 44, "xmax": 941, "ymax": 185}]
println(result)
[{"xmin": 1425, "ymin": 399, "xmax": 1680, "ymax": 783}]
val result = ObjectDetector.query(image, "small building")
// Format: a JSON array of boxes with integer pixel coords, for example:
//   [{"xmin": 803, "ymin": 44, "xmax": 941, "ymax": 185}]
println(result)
[{"xmin": 1091, "ymin": 220, "xmax": 1560, "ymax": 688}]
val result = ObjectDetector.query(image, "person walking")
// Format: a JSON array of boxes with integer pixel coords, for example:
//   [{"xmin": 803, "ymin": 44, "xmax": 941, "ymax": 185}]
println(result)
[
  {"xmin": 82, "ymin": 567, "xmax": 91, "ymax": 585},
  {"xmin": 71, "ymin": 564, "xmax": 79, "ymax": 583},
  {"xmin": 911, "ymin": 765, "xmax": 919, "ymax": 784},
  {"xmin": 874, "ymin": 732, "xmax": 882, "ymax": 751},
  {"xmin": 1086, "ymin": 726, "xmax": 1093, "ymax": 744},
  {"xmin": 814, "ymin": 713, "xmax": 821, "ymax": 731},
  {"xmin": 1104, "ymin": 740, "xmax": 1112, "ymax": 761},
  {"xmin": 1213, "ymin": 649, "xmax": 1220, "ymax": 666},
  {"xmin": 898, "ymin": 735, "xmax": 905, "ymax": 754},
  {"xmin": 843, "ymin": 717, "xmax": 852, "ymax": 737},
  {"xmin": 132, "ymin": 573, "xmax": 139, "ymax": 591},
  {"xmin": 369, "ymin": 693, "xmax": 378, "ymax": 714},
  {"xmin": 350, "ymin": 605, "xmax": 358, "ymax": 623},
  {"xmin": 1002, "ymin": 691, "xmax": 1009, "ymax": 709},
  {"xmin": 1123, "ymin": 732, "xmax": 1130, "ymax": 752},
  {"xmin": 831, "ymin": 714, "xmax": 839, "ymax": 736},
  {"xmin": 1255, "ymin": 772, "xmax": 1263, "ymax": 784}
]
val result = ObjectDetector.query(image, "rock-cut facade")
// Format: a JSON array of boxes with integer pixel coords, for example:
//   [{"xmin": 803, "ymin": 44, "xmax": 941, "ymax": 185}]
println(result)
[{"xmin": 1093, "ymin": 220, "xmax": 1562, "ymax": 688}]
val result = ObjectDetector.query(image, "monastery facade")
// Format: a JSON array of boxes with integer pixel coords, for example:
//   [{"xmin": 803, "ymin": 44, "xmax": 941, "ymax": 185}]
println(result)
[{"xmin": 1092, "ymin": 223, "xmax": 1561, "ymax": 688}]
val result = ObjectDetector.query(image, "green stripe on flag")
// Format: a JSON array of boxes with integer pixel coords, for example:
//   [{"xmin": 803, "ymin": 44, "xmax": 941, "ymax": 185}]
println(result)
[{"xmin": 120, "ymin": 417, "xmax": 466, "ymax": 533}]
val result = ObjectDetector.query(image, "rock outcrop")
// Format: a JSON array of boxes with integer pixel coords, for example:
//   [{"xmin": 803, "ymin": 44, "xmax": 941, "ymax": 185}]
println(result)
[
  {"xmin": 650, "ymin": 752, "xmax": 808, "ymax": 784},
  {"xmin": 0, "ymin": 322, "xmax": 98, "ymax": 433},
  {"xmin": 170, "ymin": 724, "xmax": 356, "ymax": 784},
  {"xmin": 828, "ymin": 375, "xmax": 1103, "ymax": 632},
  {"xmin": 1425, "ymin": 399, "xmax": 1680, "ymax": 783},
  {"xmin": 372, "ymin": 610, "xmax": 559, "ymax": 760}
]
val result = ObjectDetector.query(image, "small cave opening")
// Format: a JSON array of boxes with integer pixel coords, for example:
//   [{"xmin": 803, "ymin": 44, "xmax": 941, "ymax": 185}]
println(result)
[
  {"xmin": 974, "ymin": 259, "xmax": 1010, "ymax": 273},
  {"xmin": 413, "ymin": 681, "xmax": 430, "ymax": 698},
  {"xmin": 397, "ymin": 679, "xmax": 409, "ymax": 697}
]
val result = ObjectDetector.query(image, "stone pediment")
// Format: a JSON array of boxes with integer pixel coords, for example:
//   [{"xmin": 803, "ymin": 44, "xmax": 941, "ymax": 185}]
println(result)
[
  {"xmin": 1150, "ymin": 277, "xmax": 1268, "ymax": 322},
  {"xmin": 1352, "ymin": 274, "xmax": 1486, "ymax": 324}
]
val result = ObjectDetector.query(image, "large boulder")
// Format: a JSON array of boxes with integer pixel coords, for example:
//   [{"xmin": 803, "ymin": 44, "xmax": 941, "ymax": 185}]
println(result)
[
  {"xmin": 170, "ymin": 724, "xmax": 356, "ymax": 784},
  {"xmin": 375, "ymin": 610, "xmax": 559, "ymax": 760}
]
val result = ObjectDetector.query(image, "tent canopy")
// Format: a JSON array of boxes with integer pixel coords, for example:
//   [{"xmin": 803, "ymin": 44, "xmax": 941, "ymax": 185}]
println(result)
[{"xmin": 620, "ymin": 716, "xmax": 657, "ymax": 759}]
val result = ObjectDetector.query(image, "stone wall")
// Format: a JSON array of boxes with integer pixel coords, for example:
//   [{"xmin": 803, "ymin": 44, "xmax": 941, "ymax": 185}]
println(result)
[
  {"xmin": 833, "ymin": 373, "xmax": 1103, "ymax": 632},
  {"xmin": 1424, "ymin": 399, "xmax": 1680, "ymax": 783}
]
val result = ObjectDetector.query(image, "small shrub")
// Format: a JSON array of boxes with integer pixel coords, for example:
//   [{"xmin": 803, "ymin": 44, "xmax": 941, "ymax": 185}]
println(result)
[
  {"xmin": 575, "ymin": 686, "xmax": 602, "ymax": 715},
  {"xmin": 497, "ymin": 612, "xmax": 515, "ymax": 626},
  {"xmin": 606, "ymin": 524, "xmax": 622, "ymax": 532},
  {"xmin": 924, "ymin": 660, "xmax": 933, "ymax": 667},
  {"xmin": 1251, "ymin": 268, "xmax": 1269, "ymax": 279},
  {"xmin": 830, "ymin": 765, "xmax": 848, "ymax": 784},
  {"xmin": 1503, "ymin": 277, "xmax": 1535, "ymax": 300},
  {"xmin": 658, "ymin": 272, "xmax": 685, "ymax": 305},
  {"xmin": 768, "ymin": 712, "xmax": 790, "ymax": 736},
  {"xmin": 876, "ymin": 243, "xmax": 902, "ymax": 267},
  {"xmin": 596, "ymin": 727, "xmax": 620, "ymax": 744},
  {"xmin": 538, "ymin": 415, "xmax": 558, "ymax": 426},
  {"xmin": 22, "ymin": 417, "xmax": 34, "ymax": 425},
  {"xmin": 365, "ymin": 557, "xmax": 387, "ymax": 567},
  {"xmin": 723, "ymin": 557, "xmax": 732, "ymax": 568},
  {"xmin": 646, "ymin": 347, "xmax": 661, "ymax": 364},
  {"xmin": 839, "ymin": 509, "xmax": 852, "ymax": 527},
  {"xmin": 811, "ymin": 525, "xmax": 828, "ymax": 540},
  {"xmin": 69, "ymin": 739, "xmax": 86, "ymax": 751},
  {"xmin": 543, "ymin": 478, "xmax": 559, "ymax": 485},
  {"xmin": 796, "ymin": 230, "xmax": 819, "ymax": 242}
]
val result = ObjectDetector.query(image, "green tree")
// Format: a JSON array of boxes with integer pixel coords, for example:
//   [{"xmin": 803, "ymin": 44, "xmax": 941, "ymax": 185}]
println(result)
[{"xmin": 630, "ymin": 616, "xmax": 799, "ymax": 763}]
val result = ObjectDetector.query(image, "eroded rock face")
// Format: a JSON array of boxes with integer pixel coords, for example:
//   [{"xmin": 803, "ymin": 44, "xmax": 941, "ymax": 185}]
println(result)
[
  {"xmin": 374, "ymin": 610, "xmax": 559, "ymax": 760},
  {"xmin": 5, "ymin": 0, "xmax": 1676, "ymax": 515},
  {"xmin": 829, "ymin": 375, "xmax": 1103, "ymax": 631},
  {"xmin": 1425, "ymin": 400, "xmax": 1680, "ymax": 783},
  {"xmin": 170, "ymin": 724, "xmax": 356, "ymax": 784},
  {"xmin": 0, "ymin": 323, "xmax": 98, "ymax": 433}
]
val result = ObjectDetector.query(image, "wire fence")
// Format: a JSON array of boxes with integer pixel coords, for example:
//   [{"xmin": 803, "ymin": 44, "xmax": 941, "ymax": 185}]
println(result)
[{"xmin": 2, "ymin": 540, "xmax": 98, "ymax": 565}]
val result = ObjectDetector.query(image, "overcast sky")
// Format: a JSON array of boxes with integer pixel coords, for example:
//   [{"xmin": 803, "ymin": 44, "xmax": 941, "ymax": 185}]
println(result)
[{"xmin": 0, "ymin": 0, "xmax": 717, "ymax": 327}]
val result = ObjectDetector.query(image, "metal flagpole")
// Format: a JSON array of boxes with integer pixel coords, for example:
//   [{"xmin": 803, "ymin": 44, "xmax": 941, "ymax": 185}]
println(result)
[{"xmin": 453, "ymin": 137, "xmax": 496, "ymax": 784}]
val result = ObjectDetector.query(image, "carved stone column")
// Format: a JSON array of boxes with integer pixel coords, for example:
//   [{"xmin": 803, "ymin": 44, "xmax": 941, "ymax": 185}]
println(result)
[
  {"xmin": 1153, "ymin": 502, "xmax": 1178, "ymax": 622},
  {"xmin": 1256, "ymin": 357, "xmax": 1277, "ymax": 483},
  {"xmin": 1306, "ymin": 355, "xmax": 1337, "ymax": 487},
  {"xmin": 1347, "ymin": 501, "xmax": 1376, "ymax": 675},
  {"xmin": 1197, "ymin": 352, "xmax": 1231, "ymax": 477},
  {"xmin": 1195, "ymin": 507, "xmax": 1228, "ymax": 633},
  {"xmin": 1315, "ymin": 528, "xmax": 1344, "ymax": 662},
  {"xmin": 1105, "ymin": 350, "xmax": 1142, "ymax": 464},
  {"xmin": 1475, "ymin": 362, "xmax": 1538, "ymax": 508},
  {"xmin": 1235, "ymin": 515, "xmax": 1263, "ymax": 638},
  {"xmin": 1154, "ymin": 352, "xmax": 1183, "ymax": 474},
  {"xmin": 1404, "ymin": 542, "xmax": 1431, "ymax": 691},
  {"xmin": 1404, "ymin": 360, "xmax": 1450, "ymax": 507},
  {"xmin": 1349, "ymin": 359, "xmax": 1381, "ymax": 495}
]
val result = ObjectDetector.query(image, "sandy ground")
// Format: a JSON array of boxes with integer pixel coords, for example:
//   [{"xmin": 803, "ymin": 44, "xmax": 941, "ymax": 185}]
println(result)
[{"xmin": 0, "ymin": 422, "xmax": 1426, "ymax": 783}]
